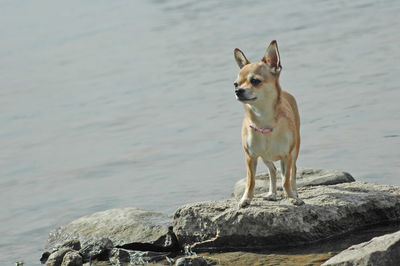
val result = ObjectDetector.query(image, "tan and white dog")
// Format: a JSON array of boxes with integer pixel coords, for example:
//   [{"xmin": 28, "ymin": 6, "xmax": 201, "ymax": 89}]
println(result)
[{"xmin": 233, "ymin": 40, "xmax": 304, "ymax": 207}]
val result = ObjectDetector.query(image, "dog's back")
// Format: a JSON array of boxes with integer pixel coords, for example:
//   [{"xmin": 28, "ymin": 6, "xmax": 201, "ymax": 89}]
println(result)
[{"xmin": 281, "ymin": 90, "xmax": 300, "ymax": 153}]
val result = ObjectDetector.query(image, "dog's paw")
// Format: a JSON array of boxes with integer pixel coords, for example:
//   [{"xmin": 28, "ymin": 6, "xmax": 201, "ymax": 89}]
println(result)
[
  {"xmin": 289, "ymin": 197, "xmax": 304, "ymax": 206},
  {"xmin": 263, "ymin": 192, "xmax": 277, "ymax": 201},
  {"xmin": 238, "ymin": 198, "xmax": 251, "ymax": 208}
]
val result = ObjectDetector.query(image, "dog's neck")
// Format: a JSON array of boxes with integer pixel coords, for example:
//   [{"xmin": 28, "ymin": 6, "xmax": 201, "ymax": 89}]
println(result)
[{"xmin": 245, "ymin": 83, "xmax": 281, "ymax": 128}]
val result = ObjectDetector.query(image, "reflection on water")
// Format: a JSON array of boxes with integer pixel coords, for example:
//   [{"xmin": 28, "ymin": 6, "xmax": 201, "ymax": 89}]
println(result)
[
  {"xmin": 0, "ymin": 0, "xmax": 399, "ymax": 264},
  {"xmin": 202, "ymin": 221, "xmax": 400, "ymax": 265}
]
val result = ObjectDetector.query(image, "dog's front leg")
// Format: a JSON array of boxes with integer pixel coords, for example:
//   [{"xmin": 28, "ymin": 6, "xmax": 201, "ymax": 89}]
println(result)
[
  {"xmin": 263, "ymin": 159, "xmax": 277, "ymax": 201},
  {"xmin": 291, "ymin": 162, "xmax": 298, "ymax": 198},
  {"xmin": 239, "ymin": 154, "xmax": 257, "ymax": 208}
]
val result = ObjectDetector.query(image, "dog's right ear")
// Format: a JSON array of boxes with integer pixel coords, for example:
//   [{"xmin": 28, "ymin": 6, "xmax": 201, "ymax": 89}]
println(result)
[
  {"xmin": 262, "ymin": 40, "xmax": 281, "ymax": 74},
  {"xmin": 234, "ymin": 48, "xmax": 250, "ymax": 69}
]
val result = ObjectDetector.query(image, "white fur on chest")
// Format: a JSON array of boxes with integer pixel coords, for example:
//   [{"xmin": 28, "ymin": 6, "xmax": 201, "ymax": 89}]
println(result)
[{"xmin": 245, "ymin": 130, "xmax": 292, "ymax": 161}]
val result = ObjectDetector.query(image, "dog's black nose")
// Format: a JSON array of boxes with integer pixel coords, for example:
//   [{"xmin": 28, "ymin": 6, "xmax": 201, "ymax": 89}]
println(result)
[{"xmin": 235, "ymin": 88, "xmax": 245, "ymax": 95}]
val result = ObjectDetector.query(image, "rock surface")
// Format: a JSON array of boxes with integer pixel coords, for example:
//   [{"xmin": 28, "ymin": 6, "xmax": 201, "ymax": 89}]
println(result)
[
  {"xmin": 322, "ymin": 229, "xmax": 400, "ymax": 266},
  {"xmin": 79, "ymin": 238, "xmax": 113, "ymax": 262},
  {"xmin": 174, "ymin": 182, "xmax": 400, "ymax": 251},
  {"xmin": 60, "ymin": 240, "xmax": 81, "ymax": 251},
  {"xmin": 61, "ymin": 250, "xmax": 82, "ymax": 266},
  {"xmin": 233, "ymin": 168, "xmax": 355, "ymax": 199},
  {"xmin": 46, "ymin": 207, "xmax": 171, "ymax": 250}
]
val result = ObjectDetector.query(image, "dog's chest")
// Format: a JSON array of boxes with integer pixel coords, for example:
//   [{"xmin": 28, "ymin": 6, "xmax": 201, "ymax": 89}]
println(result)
[{"xmin": 245, "ymin": 131, "xmax": 291, "ymax": 160}]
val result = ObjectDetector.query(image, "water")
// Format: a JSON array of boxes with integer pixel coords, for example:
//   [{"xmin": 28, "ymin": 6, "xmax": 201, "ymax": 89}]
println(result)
[{"xmin": 0, "ymin": 0, "xmax": 399, "ymax": 264}]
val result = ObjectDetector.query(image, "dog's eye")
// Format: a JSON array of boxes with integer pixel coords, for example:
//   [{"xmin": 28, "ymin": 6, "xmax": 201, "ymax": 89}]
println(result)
[
  {"xmin": 250, "ymin": 78, "xmax": 261, "ymax": 86},
  {"xmin": 234, "ymin": 82, "xmax": 238, "ymax": 88}
]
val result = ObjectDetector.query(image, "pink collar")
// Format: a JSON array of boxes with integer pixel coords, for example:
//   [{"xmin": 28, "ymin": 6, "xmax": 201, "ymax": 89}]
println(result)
[{"xmin": 249, "ymin": 124, "xmax": 276, "ymax": 134}]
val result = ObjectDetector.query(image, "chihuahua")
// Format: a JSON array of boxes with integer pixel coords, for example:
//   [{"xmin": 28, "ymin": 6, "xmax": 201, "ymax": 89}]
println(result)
[{"xmin": 233, "ymin": 40, "xmax": 303, "ymax": 207}]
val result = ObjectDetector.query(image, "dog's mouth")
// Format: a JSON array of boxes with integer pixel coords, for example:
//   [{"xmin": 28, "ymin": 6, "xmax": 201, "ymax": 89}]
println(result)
[{"xmin": 236, "ymin": 95, "xmax": 257, "ymax": 102}]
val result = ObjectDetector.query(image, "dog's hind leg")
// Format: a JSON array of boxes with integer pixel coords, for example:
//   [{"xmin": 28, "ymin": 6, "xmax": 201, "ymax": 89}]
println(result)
[
  {"xmin": 239, "ymin": 154, "xmax": 257, "ymax": 208},
  {"xmin": 281, "ymin": 156, "xmax": 293, "ymax": 198},
  {"xmin": 290, "ymin": 160, "xmax": 304, "ymax": 205},
  {"xmin": 282, "ymin": 157, "xmax": 304, "ymax": 205},
  {"xmin": 281, "ymin": 156, "xmax": 301, "ymax": 204},
  {"xmin": 262, "ymin": 159, "xmax": 277, "ymax": 201}
]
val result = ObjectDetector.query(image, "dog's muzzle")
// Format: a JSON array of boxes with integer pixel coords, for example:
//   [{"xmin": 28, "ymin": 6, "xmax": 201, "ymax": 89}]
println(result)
[
  {"xmin": 235, "ymin": 88, "xmax": 245, "ymax": 96},
  {"xmin": 235, "ymin": 88, "xmax": 256, "ymax": 102}
]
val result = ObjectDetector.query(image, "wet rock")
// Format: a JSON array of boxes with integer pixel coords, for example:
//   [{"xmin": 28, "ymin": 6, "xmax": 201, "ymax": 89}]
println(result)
[
  {"xmin": 116, "ymin": 226, "xmax": 181, "ymax": 252},
  {"xmin": 174, "ymin": 181, "xmax": 400, "ymax": 251},
  {"xmin": 79, "ymin": 238, "xmax": 113, "ymax": 262},
  {"xmin": 46, "ymin": 207, "xmax": 171, "ymax": 250},
  {"xmin": 61, "ymin": 251, "xmax": 82, "ymax": 266},
  {"xmin": 130, "ymin": 251, "xmax": 172, "ymax": 264},
  {"xmin": 110, "ymin": 249, "xmax": 173, "ymax": 264},
  {"xmin": 46, "ymin": 248, "xmax": 73, "ymax": 266},
  {"xmin": 110, "ymin": 248, "xmax": 131, "ymax": 263},
  {"xmin": 233, "ymin": 167, "xmax": 355, "ymax": 199},
  {"xmin": 109, "ymin": 226, "xmax": 181, "ymax": 263},
  {"xmin": 175, "ymin": 256, "xmax": 209, "ymax": 266},
  {"xmin": 40, "ymin": 251, "xmax": 51, "ymax": 264},
  {"xmin": 322, "ymin": 229, "xmax": 400, "ymax": 266}
]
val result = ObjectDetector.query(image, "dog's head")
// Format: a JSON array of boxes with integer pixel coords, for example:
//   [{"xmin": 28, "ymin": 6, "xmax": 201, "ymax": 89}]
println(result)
[{"xmin": 233, "ymin": 40, "xmax": 282, "ymax": 103}]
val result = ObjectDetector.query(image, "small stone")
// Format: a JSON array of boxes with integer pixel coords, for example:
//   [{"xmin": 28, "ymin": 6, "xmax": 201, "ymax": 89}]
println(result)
[
  {"xmin": 40, "ymin": 251, "xmax": 51, "ymax": 264},
  {"xmin": 61, "ymin": 251, "xmax": 82, "ymax": 266},
  {"xmin": 46, "ymin": 248, "xmax": 73, "ymax": 266},
  {"xmin": 175, "ymin": 256, "xmax": 208, "ymax": 266}
]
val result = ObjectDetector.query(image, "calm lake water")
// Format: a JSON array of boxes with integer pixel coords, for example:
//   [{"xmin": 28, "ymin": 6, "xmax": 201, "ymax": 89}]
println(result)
[{"xmin": 1, "ymin": 0, "xmax": 399, "ymax": 264}]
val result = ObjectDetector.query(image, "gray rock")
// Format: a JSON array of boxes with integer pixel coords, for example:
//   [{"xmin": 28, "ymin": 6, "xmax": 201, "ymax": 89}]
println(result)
[
  {"xmin": 61, "ymin": 251, "xmax": 82, "ymax": 266},
  {"xmin": 59, "ymin": 240, "xmax": 81, "ymax": 251},
  {"xmin": 46, "ymin": 207, "xmax": 171, "ymax": 250},
  {"xmin": 174, "ymin": 181, "xmax": 400, "ymax": 251},
  {"xmin": 322, "ymin": 229, "xmax": 400, "ymax": 266},
  {"xmin": 233, "ymin": 167, "xmax": 355, "ymax": 199},
  {"xmin": 79, "ymin": 238, "xmax": 113, "ymax": 262},
  {"xmin": 175, "ymin": 256, "xmax": 209, "ymax": 266},
  {"xmin": 46, "ymin": 248, "xmax": 73, "ymax": 266}
]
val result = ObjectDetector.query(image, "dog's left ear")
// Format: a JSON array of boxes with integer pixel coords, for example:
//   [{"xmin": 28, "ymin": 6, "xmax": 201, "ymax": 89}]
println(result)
[{"xmin": 262, "ymin": 40, "xmax": 281, "ymax": 73}]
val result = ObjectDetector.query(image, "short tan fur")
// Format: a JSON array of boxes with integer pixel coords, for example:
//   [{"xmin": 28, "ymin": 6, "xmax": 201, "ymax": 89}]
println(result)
[{"xmin": 234, "ymin": 40, "xmax": 303, "ymax": 207}]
